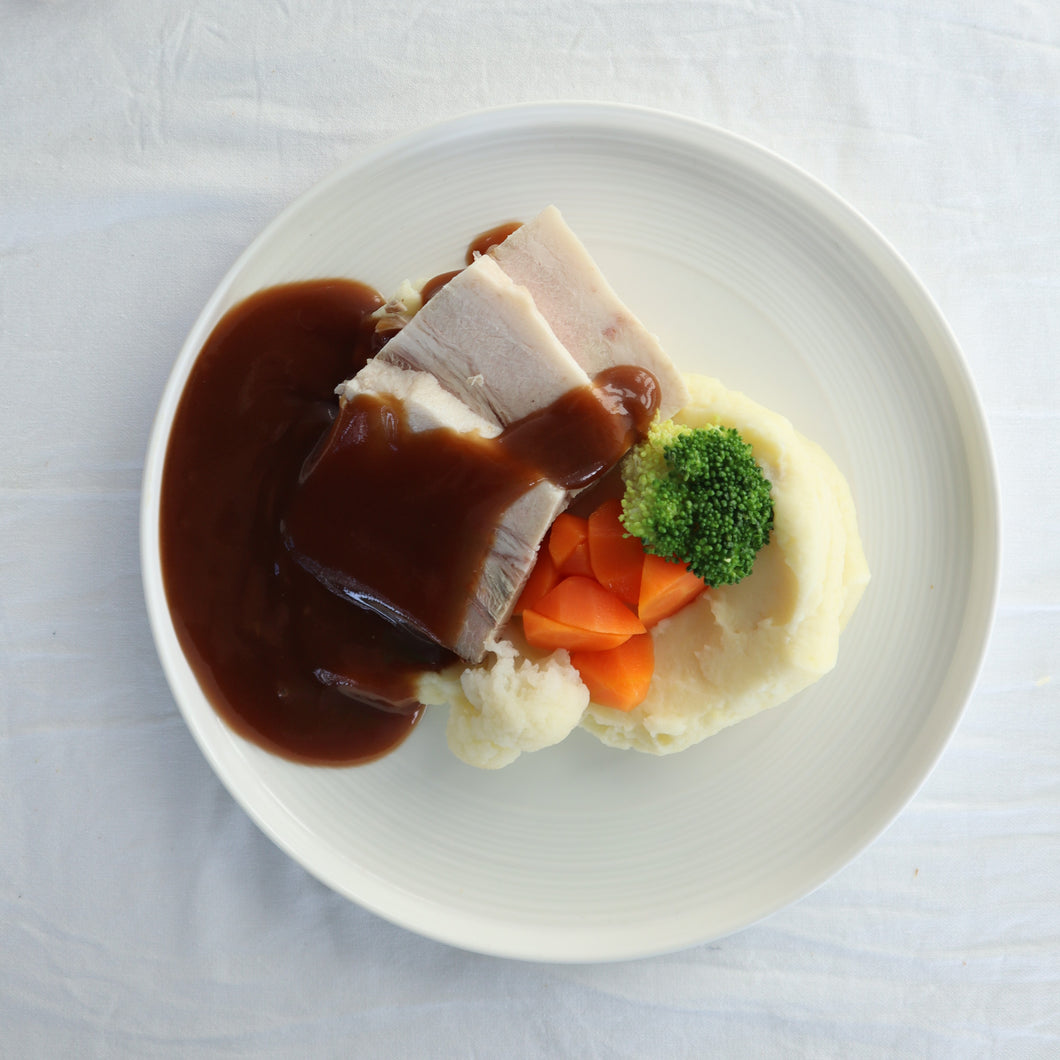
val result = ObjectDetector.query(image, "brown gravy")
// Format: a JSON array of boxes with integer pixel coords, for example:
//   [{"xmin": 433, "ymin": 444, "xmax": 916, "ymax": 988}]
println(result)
[
  {"xmin": 285, "ymin": 364, "xmax": 657, "ymax": 658},
  {"xmin": 418, "ymin": 270, "xmax": 461, "ymax": 304},
  {"xmin": 283, "ymin": 392, "xmax": 540, "ymax": 654},
  {"xmin": 465, "ymin": 221, "xmax": 523, "ymax": 264},
  {"xmin": 160, "ymin": 227, "xmax": 658, "ymax": 766},
  {"xmin": 160, "ymin": 281, "xmax": 440, "ymax": 765},
  {"xmin": 418, "ymin": 221, "xmax": 523, "ymax": 304}
]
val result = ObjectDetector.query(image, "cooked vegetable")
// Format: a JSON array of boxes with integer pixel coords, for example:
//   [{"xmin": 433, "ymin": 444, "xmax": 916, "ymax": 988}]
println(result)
[
  {"xmin": 547, "ymin": 513, "xmax": 593, "ymax": 577},
  {"xmin": 569, "ymin": 633, "xmax": 654, "ymax": 712},
  {"xmin": 620, "ymin": 419, "xmax": 773, "ymax": 586},
  {"xmin": 516, "ymin": 497, "xmax": 711, "ymax": 713},
  {"xmin": 587, "ymin": 498, "xmax": 644, "ymax": 606},
  {"xmin": 522, "ymin": 572, "xmax": 644, "ymax": 652},
  {"xmin": 637, "ymin": 552, "xmax": 707, "ymax": 628},
  {"xmin": 522, "ymin": 610, "xmax": 634, "ymax": 652},
  {"xmin": 530, "ymin": 575, "xmax": 645, "ymax": 638}
]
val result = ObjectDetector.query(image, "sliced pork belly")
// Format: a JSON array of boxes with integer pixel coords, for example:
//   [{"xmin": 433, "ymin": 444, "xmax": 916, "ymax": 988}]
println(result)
[
  {"xmin": 293, "ymin": 358, "xmax": 567, "ymax": 663},
  {"xmin": 376, "ymin": 253, "xmax": 591, "ymax": 427},
  {"xmin": 490, "ymin": 205, "xmax": 689, "ymax": 420},
  {"xmin": 341, "ymin": 359, "xmax": 567, "ymax": 660},
  {"xmin": 458, "ymin": 478, "xmax": 567, "ymax": 661},
  {"xmin": 293, "ymin": 213, "xmax": 673, "ymax": 667},
  {"xmin": 338, "ymin": 357, "xmax": 501, "ymax": 438},
  {"xmin": 462, "ymin": 483, "xmax": 565, "ymax": 660}
]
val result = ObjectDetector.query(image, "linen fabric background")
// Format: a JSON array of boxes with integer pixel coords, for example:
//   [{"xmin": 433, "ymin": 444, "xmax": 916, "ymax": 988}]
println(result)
[{"xmin": 2, "ymin": 1, "xmax": 1057, "ymax": 1056}]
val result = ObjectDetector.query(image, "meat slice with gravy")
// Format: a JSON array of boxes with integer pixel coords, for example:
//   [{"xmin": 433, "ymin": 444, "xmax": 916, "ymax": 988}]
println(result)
[
  {"xmin": 289, "ymin": 206, "xmax": 682, "ymax": 671},
  {"xmin": 314, "ymin": 360, "xmax": 569, "ymax": 662},
  {"xmin": 490, "ymin": 205, "xmax": 689, "ymax": 420},
  {"xmin": 377, "ymin": 253, "xmax": 593, "ymax": 427}
]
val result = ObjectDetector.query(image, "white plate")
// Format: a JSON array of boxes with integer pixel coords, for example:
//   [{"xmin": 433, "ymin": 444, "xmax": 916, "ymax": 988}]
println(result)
[{"xmin": 141, "ymin": 103, "xmax": 999, "ymax": 962}]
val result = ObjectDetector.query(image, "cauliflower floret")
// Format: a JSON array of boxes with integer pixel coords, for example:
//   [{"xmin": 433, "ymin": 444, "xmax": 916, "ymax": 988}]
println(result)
[
  {"xmin": 418, "ymin": 636, "xmax": 589, "ymax": 769},
  {"xmin": 368, "ymin": 279, "xmax": 425, "ymax": 342}
]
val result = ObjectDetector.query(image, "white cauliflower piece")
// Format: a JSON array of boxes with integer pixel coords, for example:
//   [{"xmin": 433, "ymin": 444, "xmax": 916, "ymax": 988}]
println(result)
[
  {"xmin": 370, "ymin": 278, "xmax": 423, "ymax": 322},
  {"xmin": 369, "ymin": 279, "xmax": 424, "ymax": 341},
  {"xmin": 418, "ymin": 636, "xmax": 589, "ymax": 769}
]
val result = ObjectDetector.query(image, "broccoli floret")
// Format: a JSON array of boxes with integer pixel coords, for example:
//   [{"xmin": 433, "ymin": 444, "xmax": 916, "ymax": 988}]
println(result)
[{"xmin": 620, "ymin": 419, "xmax": 774, "ymax": 586}]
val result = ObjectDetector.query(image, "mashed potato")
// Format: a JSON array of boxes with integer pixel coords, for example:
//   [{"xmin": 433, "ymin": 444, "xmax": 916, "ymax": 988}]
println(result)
[{"xmin": 418, "ymin": 373, "xmax": 869, "ymax": 768}]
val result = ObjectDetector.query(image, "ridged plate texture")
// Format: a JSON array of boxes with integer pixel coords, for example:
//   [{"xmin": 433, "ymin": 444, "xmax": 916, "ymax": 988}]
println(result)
[{"xmin": 141, "ymin": 103, "xmax": 999, "ymax": 962}]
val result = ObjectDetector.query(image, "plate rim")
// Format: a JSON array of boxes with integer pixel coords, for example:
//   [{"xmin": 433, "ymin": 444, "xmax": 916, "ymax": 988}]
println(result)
[{"xmin": 140, "ymin": 101, "xmax": 1001, "ymax": 962}]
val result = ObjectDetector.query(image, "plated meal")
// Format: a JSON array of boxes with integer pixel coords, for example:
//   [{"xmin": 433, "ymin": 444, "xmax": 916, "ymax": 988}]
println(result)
[
  {"xmin": 160, "ymin": 206, "xmax": 869, "ymax": 771},
  {"xmin": 142, "ymin": 104, "xmax": 997, "ymax": 960}
]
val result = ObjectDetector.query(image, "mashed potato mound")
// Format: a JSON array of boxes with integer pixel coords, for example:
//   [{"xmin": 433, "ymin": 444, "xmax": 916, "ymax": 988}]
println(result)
[{"xmin": 418, "ymin": 373, "xmax": 869, "ymax": 767}]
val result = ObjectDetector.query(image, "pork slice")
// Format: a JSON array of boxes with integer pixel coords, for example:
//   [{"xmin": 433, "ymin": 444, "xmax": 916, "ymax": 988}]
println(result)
[
  {"xmin": 490, "ymin": 205, "xmax": 690, "ymax": 420},
  {"xmin": 338, "ymin": 358, "xmax": 501, "ymax": 438},
  {"xmin": 376, "ymin": 253, "xmax": 591, "ymax": 427},
  {"xmin": 455, "ymin": 481, "xmax": 565, "ymax": 662},
  {"xmin": 325, "ymin": 359, "xmax": 566, "ymax": 663}
]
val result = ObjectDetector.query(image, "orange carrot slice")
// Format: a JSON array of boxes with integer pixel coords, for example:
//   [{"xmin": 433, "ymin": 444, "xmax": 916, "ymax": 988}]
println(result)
[
  {"xmin": 533, "ymin": 575, "xmax": 645, "ymax": 636},
  {"xmin": 570, "ymin": 633, "xmax": 655, "ymax": 712},
  {"xmin": 638, "ymin": 553, "xmax": 708, "ymax": 628},
  {"xmin": 522, "ymin": 610, "xmax": 634, "ymax": 652},
  {"xmin": 587, "ymin": 498, "xmax": 644, "ymax": 607},
  {"xmin": 547, "ymin": 513, "xmax": 593, "ymax": 577},
  {"xmin": 513, "ymin": 545, "xmax": 560, "ymax": 615}
]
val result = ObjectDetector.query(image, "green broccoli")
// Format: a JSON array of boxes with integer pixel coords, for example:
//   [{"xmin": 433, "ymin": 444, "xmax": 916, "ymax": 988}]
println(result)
[{"xmin": 620, "ymin": 419, "xmax": 774, "ymax": 586}]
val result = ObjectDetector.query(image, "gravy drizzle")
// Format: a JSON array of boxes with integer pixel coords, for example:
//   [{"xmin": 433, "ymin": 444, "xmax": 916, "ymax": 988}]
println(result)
[{"xmin": 160, "ymin": 227, "xmax": 658, "ymax": 765}]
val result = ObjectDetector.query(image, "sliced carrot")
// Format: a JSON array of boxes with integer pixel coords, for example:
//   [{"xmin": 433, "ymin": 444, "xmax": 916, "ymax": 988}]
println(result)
[
  {"xmin": 570, "ymin": 633, "xmax": 655, "ymax": 712},
  {"xmin": 587, "ymin": 498, "xmax": 645, "ymax": 607},
  {"xmin": 638, "ymin": 553, "xmax": 708, "ymax": 628},
  {"xmin": 547, "ymin": 513, "xmax": 593, "ymax": 577},
  {"xmin": 533, "ymin": 575, "xmax": 645, "ymax": 636},
  {"xmin": 513, "ymin": 545, "xmax": 560, "ymax": 615},
  {"xmin": 522, "ymin": 609, "xmax": 634, "ymax": 652}
]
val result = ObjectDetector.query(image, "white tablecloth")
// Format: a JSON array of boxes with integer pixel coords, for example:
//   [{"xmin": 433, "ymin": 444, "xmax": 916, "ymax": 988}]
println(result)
[{"xmin": 3, "ymin": 2, "xmax": 1057, "ymax": 1056}]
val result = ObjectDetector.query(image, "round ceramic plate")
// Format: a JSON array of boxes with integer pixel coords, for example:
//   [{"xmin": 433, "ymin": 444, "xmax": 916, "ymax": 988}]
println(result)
[{"xmin": 141, "ymin": 103, "xmax": 999, "ymax": 962}]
